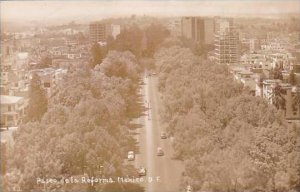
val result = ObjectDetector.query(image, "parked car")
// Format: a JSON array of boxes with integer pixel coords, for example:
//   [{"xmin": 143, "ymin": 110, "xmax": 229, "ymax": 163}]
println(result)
[
  {"xmin": 128, "ymin": 151, "xmax": 135, "ymax": 161},
  {"xmin": 157, "ymin": 147, "xmax": 164, "ymax": 156},
  {"xmin": 186, "ymin": 185, "xmax": 193, "ymax": 192},
  {"xmin": 138, "ymin": 167, "xmax": 147, "ymax": 176},
  {"xmin": 160, "ymin": 132, "xmax": 167, "ymax": 139}
]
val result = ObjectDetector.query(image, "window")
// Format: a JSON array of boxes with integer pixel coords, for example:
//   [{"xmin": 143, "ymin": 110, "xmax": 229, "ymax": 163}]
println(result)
[
  {"xmin": 7, "ymin": 116, "xmax": 13, "ymax": 121},
  {"xmin": 44, "ymin": 82, "xmax": 51, "ymax": 88}
]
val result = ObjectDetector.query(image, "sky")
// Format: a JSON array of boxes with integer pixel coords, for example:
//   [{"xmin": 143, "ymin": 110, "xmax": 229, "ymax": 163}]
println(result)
[{"xmin": 1, "ymin": 0, "xmax": 300, "ymax": 23}]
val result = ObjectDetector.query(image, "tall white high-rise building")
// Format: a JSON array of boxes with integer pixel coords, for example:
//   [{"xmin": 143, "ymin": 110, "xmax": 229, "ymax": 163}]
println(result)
[{"xmin": 214, "ymin": 18, "xmax": 239, "ymax": 65}]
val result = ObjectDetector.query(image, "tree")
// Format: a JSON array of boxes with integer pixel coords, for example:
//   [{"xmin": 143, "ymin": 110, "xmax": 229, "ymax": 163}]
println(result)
[
  {"xmin": 144, "ymin": 23, "xmax": 170, "ymax": 57},
  {"xmin": 110, "ymin": 25, "xmax": 143, "ymax": 57},
  {"xmin": 6, "ymin": 50, "xmax": 144, "ymax": 191},
  {"xmin": 155, "ymin": 44, "xmax": 300, "ymax": 191},
  {"xmin": 90, "ymin": 42, "xmax": 107, "ymax": 69},
  {"xmin": 273, "ymin": 67, "xmax": 283, "ymax": 80},
  {"xmin": 1, "ymin": 142, "xmax": 7, "ymax": 174},
  {"xmin": 77, "ymin": 32, "xmax": 87, "ymax": 43},
  {"xmin": 272, "ymin": 83, "xmax": 286, "ymax": 110},
  {"xmin": 292, "ymin": 87, "xmax": 300, "ymax": 112},
  {"xmin": 289, "ymin": 70, "xmax": 297, "ymax": 85},
  {"xmin": 98, "ymin": 51, "xmax": 140, "ymax": 81},
  {"xmin": 36, "ymin": 56, "xmax": 52, "ymax": 69},
  {"xmin": 26, "ymin": 74, "xmax": 48, "ymax": 122},
  {"xmin": 6, "ymin": 46, "xmax": 10, "ymax": 56}
]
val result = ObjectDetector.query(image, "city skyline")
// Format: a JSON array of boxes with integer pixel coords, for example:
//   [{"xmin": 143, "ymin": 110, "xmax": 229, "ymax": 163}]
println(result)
[
  {"xmin": 1, "ymin": 1, "xmax": 300, "ymax": 192},
  {"xmin": 1, "ymin": 0, "xmax": 300, "ymax": 24}
]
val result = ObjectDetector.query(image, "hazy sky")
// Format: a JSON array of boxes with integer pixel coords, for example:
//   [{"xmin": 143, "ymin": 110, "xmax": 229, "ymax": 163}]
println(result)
[{"xmin": 1, "ymin": 0, "xmax": 300, "ymax": 23}]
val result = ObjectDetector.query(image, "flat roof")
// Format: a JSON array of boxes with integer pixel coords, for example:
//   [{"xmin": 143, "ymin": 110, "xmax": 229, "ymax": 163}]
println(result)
[
  {"xmin": 263, "ymin": 79, "xmax": 282, "ymax": 84},
  {"xmin": 0, "ymin": 95, "xmax": 23, "ymax": 105},
  {"xmin": 17, "ymin": 52, "xmax": 28, "ymax": 60},
  {"xmin": 239, "ymin": 71, "xmax": 253, "ymax": 75}
]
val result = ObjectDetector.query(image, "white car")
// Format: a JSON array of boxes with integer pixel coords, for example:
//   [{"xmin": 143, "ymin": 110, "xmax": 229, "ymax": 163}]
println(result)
[
  {"xmin": 138, "ymin": 167, "xmax": 147, "ymax": 176},
  {"xmin": 127, "ymin": 151, "xmax": 135, "ymax": 161},
  {"xmin": 186, "ymin": 185, "xmax": 193, "ymax": 192},
  {"xmin": 157, "ymin": 147, "xmax": 164, "ymax": 156},
  {"xmin": 160, "ymin": 132, "xmax": 167, "ymax": 139}
]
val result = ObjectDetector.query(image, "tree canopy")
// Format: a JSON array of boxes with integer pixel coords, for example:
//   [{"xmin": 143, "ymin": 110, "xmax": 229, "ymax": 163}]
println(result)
[
  {"xmin": 4, "ymin": 51, "xmax": 144, "ymax": 192},
  {"xmin": 155, "ymin": 44, "xmax": 300, "ymax": 192},
  {"xmin": 26, "ymin": 74, "xmax": 48, "ymax": 122}
]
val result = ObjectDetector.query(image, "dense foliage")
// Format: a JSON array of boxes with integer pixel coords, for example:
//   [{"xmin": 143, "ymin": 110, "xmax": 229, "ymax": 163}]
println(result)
[
  {"xmin": 90, "ymin": 23, "xmax": 170, "ymax": 68},
  {"xmin": 4, "ymin": 51, "xmax": 144, "ymax": 192},
  {"xmin": 90, "ymin": 43, "xmax": 107, "ymax": 69},
  {"xmin": 155, "ymin": 45, "xmax": 300, "ymax": 192},
  {"xmin": 26, "ymin": 74, "xmax": 48, "ymax": 122}
]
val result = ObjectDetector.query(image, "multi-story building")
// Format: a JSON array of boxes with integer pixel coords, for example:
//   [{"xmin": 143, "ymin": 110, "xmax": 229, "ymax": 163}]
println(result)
[
  {"xmin": 181, "ymin": 17, "xmax": 214, "ymax": 45},
  {"xmin": 214, "ymin": 18, "xmax": 239, "ymax": 65},
  {"xmin": 262, "ymin": 79, "xmax": 283, "ymax": 104},
  {"xmin": 167, "ymin": 18, "xmax": 181, "ymax": 37},
  {"xmin": 262, "ymin": 80, "xmax": 300, "ymax": 121},
  {"xmin": 249, "ymin": 38, "xmax": 260, "ymax": 53},
  {"xmin": 240, "ymin": 52, "xmax": 266, "ymax": 67},
  {"xmin": 89, "ymin": 21, "xmax": 112, "ymax": 43},
  {"xmin": 0, "ymin": 95, "xmax": 27, "ymax": 127},
  {"xmin": 0, "ymin": 52, "xmax": 30, "ymax": 97}
]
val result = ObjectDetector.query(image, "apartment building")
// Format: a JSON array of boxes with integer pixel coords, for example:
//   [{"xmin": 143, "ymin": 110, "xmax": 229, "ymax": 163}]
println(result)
[
  {"xmin": 214, "ymin": 18, "xmax": 239, "ymax": 65},
  {"xmin": 181, "ymin": 17, "xmax": 215, "ymax": 45},
  {"xmin": 89, "ymin": 21, "xmax": 112, "ymax": 43},
  {"xmin": 0, "ymin": 95, "xmax": 27, "ymax": 127},
  {"xmin": 89, "ymin": 21, "xmax": 121, "ymax": 43}
]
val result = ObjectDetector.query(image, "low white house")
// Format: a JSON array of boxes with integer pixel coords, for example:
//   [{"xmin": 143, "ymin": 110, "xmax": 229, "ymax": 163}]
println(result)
[{"xmin": 1, "ymin": 95, "xmax": 27, "ymax": 127}]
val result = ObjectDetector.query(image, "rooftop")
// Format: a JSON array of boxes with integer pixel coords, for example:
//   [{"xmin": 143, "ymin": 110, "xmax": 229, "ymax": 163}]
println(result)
[
  {"xmin": 17, "ymin": 52, "xmax": 29, "ymax": 60},
  {"xmin": 263, "ymin": 79, "xmax": 282, "ymax": 85},
  {"xmin": 0, "ymin": 95, "xmax": 23, "ymax": 105}
]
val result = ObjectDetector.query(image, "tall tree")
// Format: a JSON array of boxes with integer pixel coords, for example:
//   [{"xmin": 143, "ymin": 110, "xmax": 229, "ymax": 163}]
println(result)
[
  {"xmin": 144, "ymin": 23, "xmax": 170, "ymax": 57},
  {"xmin": 272, "ymin": 83, "xmax": 286, "ymax": 110},
  {"xmin": 273, "ymin": 66, "xmax": 283, "ymax": 80},
  {"xmin": 155, "ymin": 45, "xmax": 300, "ymax": 191},
  {"xmin": 90, "ymin": 43, "xmax": 106, "ymax": 69},
  {"xmin": 289, "ymin": 70, "xmax": 297, "ymax": 85},
  {"xmin": 111, "ymin": 25, "xmax": 143, "ymax": 57},
  {"xmin": 26, "ymin": 74, "xmax": 48, "ymax": 121}
]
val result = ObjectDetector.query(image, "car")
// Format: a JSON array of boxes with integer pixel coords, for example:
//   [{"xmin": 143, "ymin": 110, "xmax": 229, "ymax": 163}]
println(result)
[
  {"xmin": 157, "ymin": 147, "xmax": 164, "ymax": 156},
  {"xmin": 186, "ymin": 185, "xmax": 193, "ymax": 192},
  {"xmin": 138, "ymin": 167, "xmax": 147, "ymax": 176},
  {"xmin": 160, "ymin": 132, "xmax": 167, "ymax": 139},
  {"xmin": 127, "ymin": 151, "xmax": 135, "ymax": 161},
  {"xmin": 151, "ymin": 72, "xmax": 157, "ymax": 76}
]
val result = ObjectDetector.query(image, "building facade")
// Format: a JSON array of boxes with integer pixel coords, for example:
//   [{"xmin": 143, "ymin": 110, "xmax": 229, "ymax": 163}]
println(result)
[
  {"xmin": 89, "ymin": 22, "xmax": 112, "ymax": 43},
  {"xmin": 0, "ymin": 95, "xmax": 27, "ymax": 127},
  {"xmin": 214, "ymin": 18, "xmax": 239, "ymax": 65},
  {"xmin": 181, "ymin": 17, "xmax": 214, "ymax": 45}
]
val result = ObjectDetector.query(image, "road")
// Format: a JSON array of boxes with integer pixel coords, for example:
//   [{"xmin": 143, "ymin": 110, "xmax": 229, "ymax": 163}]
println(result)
[{"xmin": 133, "ymin": 73, "xmax": 184, "ymax": 192}]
